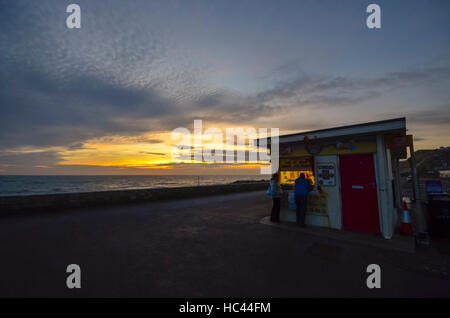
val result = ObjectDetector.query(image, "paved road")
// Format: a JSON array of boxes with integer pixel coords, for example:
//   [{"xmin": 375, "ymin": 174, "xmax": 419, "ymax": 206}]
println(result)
[{"xmin": 0, "ymin": 191, "xmax": 449, "ymax": 297}]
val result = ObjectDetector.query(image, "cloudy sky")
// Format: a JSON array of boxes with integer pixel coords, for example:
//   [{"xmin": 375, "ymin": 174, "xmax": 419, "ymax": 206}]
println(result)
[{"xmin": 0, "ymin": 0, "xmax": 449, "ymax": 175}]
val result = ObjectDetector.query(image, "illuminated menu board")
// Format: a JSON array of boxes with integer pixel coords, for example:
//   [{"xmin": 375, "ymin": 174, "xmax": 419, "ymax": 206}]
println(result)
[{"xmin": 279, "ymin": 157, "xmax": 315, "ymax": 187}]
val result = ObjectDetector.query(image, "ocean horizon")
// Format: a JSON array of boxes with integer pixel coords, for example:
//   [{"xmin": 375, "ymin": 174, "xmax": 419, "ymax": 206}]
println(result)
[{"xmin": 0, "ymin": 175, "xmax": 269, "ymax": 197}]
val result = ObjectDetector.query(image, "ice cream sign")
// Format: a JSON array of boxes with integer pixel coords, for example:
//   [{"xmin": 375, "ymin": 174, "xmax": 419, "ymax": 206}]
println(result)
[{"xmin": 317, "ymin": 163, "xmax": 336, "ymax": 186}]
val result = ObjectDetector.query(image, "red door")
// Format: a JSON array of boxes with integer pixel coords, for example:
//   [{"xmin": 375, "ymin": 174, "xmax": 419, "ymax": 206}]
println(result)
[{"xmin": 339, "ymin": 154, "xmax": 380, "ymax": 234}]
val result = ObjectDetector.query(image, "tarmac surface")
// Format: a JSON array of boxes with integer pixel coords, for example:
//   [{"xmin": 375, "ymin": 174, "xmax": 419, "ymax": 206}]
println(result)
[{"xmin": 0, "ymin": 190, "xmax": 449, "ymax": 297}]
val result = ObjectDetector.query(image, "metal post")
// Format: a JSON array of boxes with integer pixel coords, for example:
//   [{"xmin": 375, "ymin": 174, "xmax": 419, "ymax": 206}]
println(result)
[
  {"xmin": 392, "ymin": 156, "xmax": 402, "ymax": 212},
  {"xmin": 391, "ymin": 155, "xmax": 402, "ymax": 219},
  {"xmin": 409, "ymin": 143, "xmax": 425, "ymax": 233}
]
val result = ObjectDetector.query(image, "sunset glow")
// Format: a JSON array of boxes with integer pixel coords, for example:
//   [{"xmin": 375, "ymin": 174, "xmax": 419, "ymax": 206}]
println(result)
[{"xmin": 1, "ymin": 1, "xmax": 449, "ymax": 175}]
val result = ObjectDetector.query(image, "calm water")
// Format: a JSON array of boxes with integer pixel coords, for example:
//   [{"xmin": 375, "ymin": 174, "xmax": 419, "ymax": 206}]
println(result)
[{"xmin": 0, "ymin": 175, "xmax": 268, "ymax": 197}]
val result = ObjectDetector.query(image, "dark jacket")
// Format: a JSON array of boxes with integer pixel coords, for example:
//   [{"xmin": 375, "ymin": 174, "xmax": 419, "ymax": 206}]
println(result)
[{"xmin": 294, "ymin": 177, "xmax": 310, "ymax": 196}]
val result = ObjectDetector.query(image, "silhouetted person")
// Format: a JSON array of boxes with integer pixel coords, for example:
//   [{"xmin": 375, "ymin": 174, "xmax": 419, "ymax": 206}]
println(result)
[
  {"xmin": 269, "ymin": 173, "xmax": 282, "ymax": 222},
  {"xmin": 294, "ymin": 173, "xmax": 311, "ymax": 227}
]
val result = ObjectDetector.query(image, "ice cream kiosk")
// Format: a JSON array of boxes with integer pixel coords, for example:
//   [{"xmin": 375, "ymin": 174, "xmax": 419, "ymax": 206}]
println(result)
[{"xmin": 261, "ymin": 118, "xmax": 420, "ymax": 239}]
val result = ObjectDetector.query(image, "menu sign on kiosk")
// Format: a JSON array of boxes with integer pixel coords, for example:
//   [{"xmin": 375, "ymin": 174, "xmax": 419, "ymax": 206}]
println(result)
[
  {"xmin": 279, "ymin": 157, "xmax": 315, "ymax": 188},
  {"xmin": 317, "ymin": 163, "xmax": 336, "ymax": 186}
]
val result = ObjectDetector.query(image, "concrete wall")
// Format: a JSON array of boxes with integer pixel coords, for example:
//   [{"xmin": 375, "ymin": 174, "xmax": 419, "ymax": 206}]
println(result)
[{"xmin": 0, "ymin": 182, "xmax": 268, "ymax": 215}]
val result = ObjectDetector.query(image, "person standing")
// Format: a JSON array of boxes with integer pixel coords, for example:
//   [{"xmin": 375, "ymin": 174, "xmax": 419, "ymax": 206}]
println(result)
[
  {"xmin": 294, "ymin": 173, "xmax": 311, "ymax": 227},
  {"xmin": 269, "ymin": 173, "xmax": 282, "ymax": 222}
]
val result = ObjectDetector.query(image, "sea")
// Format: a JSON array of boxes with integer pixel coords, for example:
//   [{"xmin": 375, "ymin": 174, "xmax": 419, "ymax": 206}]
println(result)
[{"xmin": 0, "ymin": 175, "xmax": 269, "ymax": 197}]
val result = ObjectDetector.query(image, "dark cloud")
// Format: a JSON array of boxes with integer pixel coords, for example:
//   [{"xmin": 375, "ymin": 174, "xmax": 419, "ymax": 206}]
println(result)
[
  {"xmin": 0, "ymin": 150, "xmax": 63, "ymax": 167},
  {"xmin": 151, "ymin": 162, "xmax": 267, "ymax": 168},
  {"xmin": 136, "ymin": 138, "xmax": 164, "ymax": 144},
  {"xmin": 0, "ymin": 67, "xmax": 174, "ymax": 148},
  {"xmin": 255, "ymin": 66, "xmax": 450, "ymax": 109},
  {"xmin": 381, "ymin": 104, "xmax": 450, "ymax": 130},
  {"xmin": 1, "ymin": 0, "xmax": 449, "ymax": 175},
  {"xmin": 165, "ymin": 65, "xmax": 450, "ymax": 132},
  {"xmin": 2, "ymin": 55, "xmax": 449, "ymax": 153},
  {"xmin": 138, "ymin": 151, "xmax": 166, "ymax": 156},
  {"xmin": 66, "ymin": 142, "xmax": 95, "ymax": 150},
  {"xmin": 94, "ymin": 136, "xmax": 164, "ymax": 144},
  {"xmin": 0, "ymin": 0, "xmax": 181, "ymax": 150},
  {"xmin": 406, "ymin": 105, "xmax": 450, "ymax": 126}
]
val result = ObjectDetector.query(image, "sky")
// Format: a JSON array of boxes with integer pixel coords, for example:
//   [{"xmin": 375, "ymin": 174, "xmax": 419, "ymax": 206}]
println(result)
[{"xmin": 0, "ymin": 0, "xmax": 449, "ymax": 175}]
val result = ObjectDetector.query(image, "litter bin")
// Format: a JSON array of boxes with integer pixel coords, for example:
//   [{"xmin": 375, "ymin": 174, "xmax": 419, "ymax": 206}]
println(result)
[{"xmin": 428, "ymin": 194, "xmax": 450, "ymax": 238}]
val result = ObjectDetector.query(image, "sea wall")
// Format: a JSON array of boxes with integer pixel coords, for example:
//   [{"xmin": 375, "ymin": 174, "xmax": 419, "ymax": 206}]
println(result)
[{"xmin": 0, "ymin": 182, "xmax": 268, "ymax": 215}]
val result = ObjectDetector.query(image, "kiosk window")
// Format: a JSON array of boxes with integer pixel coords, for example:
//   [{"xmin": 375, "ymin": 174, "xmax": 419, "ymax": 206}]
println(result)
[{"xmin": 279, "ymin": 157, "xmax": 315, "ymax": 190}]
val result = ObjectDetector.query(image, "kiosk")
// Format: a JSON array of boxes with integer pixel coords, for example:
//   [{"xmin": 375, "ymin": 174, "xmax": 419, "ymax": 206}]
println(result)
[{"xmin": 259, "ymin": 118, "xmax": 422, "ymax": 239}]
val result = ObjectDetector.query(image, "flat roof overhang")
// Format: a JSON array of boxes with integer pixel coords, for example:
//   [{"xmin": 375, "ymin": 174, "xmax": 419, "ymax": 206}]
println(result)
[{"xmin": 255, "ymin": 117, "xmax": 406, "ymax": 146}]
